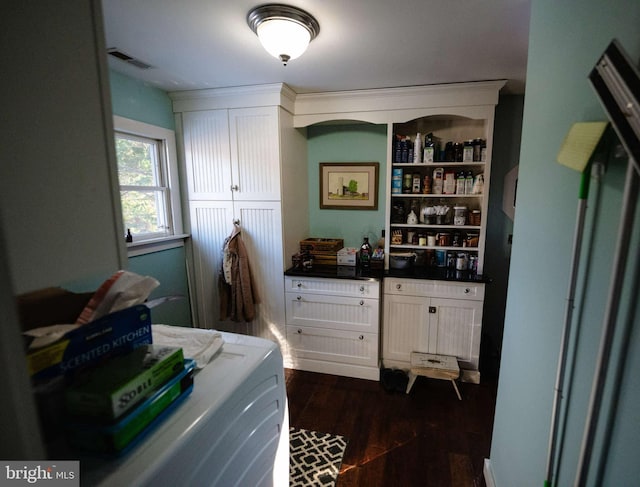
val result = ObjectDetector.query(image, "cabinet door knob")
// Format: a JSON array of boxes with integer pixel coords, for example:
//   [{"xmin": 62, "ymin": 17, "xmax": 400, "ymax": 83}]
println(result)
[
  {"xmin": 358, "ymin": 335, "xmax": 364, "ymax": 340},
  {"xmin": 359, "ymin": 300, "xmax": 364, "ymax": 306},
  {"xmin": 296, "ymin": 296, "xmax": 302, "ymax": 301},
  {"xmin": 464, "ymin": 288, "xmax": 471, "ymax": 294},
  {"xmin": 396, "ymin": 284, "xmax": 402, "ymax": 290},
  {"xmin": 297, "ymin": 329, "xmax": 302, "ymax": 334},
  {"xmin": 359, "ymin": 286, "xmax": 365, "ymax": 292},
  {"xmin": 231, "ymin": 184, "xmax": 239, "ymax": 191},
  {"xmin": 429, "ymin": 306, "xmax": 437, "ymax": 314},
  {"xmin": 297, "ymin": 282, "xmax": 302, "ymax": 288}
]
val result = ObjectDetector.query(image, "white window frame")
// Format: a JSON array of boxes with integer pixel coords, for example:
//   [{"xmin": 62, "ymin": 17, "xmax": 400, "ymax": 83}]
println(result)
[{"xmin": 113, "ymin": 116, "xmax": 185, "ymax": 254}]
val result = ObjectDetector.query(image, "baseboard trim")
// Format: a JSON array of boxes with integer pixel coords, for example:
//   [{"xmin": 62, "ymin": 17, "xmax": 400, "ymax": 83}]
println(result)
[{"xmin": 484, "ymin": 458, "xmax": 496, "ymax": 487}]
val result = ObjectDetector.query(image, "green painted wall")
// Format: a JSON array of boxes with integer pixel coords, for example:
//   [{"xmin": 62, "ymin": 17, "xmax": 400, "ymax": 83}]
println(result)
[
  {"xmin": 307, "ymin": 123, "xmax": 388, "ymax": 248},
  {"xmin": 489, "ymin": 1, "xmax": 640, "ymax": 486},
  {"xmin": 107, "ymin": 70, "xmax": 191, "ymax": 326},
  {"xmin": 127, "ymin": 247, "xmax": 192, "ymax": 327},
  {"xmin": 108, "ymin": 70, "xmax": 175, "ymax": 130}
]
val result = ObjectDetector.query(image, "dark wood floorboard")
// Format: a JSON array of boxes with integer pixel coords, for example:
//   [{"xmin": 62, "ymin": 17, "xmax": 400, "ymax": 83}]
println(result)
[{"xmin": 285, "ymin": 368, "xmax": 497, "ymax": 487}]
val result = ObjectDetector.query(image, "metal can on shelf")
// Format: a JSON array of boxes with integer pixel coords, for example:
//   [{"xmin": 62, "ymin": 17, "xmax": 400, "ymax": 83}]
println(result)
[
  {"xmin": 456, "ymin": 252, "xmax": 468, "ymax": 270},
  {"xmin": 392, "ymin": 168, "xmax": 403, "ymax": 194}
]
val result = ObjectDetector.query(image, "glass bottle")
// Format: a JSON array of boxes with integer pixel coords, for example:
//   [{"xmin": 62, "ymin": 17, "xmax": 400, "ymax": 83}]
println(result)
[
  {"xmin": 359, "ymin": 237, "xmax": 372, "ymax": 269},
  {"xmin": 465, "ymin": 171, "xmax": 474, "ymax": 194}
]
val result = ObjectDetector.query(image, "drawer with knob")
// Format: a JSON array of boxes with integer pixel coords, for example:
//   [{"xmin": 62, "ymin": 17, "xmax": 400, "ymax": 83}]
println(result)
[
  {"xmin": 384, "ymin": 277, "xmax": 484, "ymax": 301},
  {"xmin": 285, "ymin": 292, "xmax": 379, "ymax": 333},
  {"xmin": 286, "ymin": 325, "xmax": 378, "ymax": 368},
  {"xmin": 285, "ymin": 276, "xmax": 380, "ymax": 299}
]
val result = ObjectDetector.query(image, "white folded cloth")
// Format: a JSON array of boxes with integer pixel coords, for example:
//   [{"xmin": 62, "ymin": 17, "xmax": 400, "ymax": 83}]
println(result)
[{"xmin": 152, "ymin": 324, "xmax": 224, "ymax": 369}]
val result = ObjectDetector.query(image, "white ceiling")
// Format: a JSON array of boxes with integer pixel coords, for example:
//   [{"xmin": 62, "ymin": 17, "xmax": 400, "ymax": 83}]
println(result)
[{"xmin": 101, "ymin": 0, "xmax": 531, "ymax": 95}]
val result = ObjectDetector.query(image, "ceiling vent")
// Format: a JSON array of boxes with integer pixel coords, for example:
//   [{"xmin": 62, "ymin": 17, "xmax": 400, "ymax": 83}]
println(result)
[{"xmin": 107, "ymin": 48, "xmax": 153, "ymax": 70}]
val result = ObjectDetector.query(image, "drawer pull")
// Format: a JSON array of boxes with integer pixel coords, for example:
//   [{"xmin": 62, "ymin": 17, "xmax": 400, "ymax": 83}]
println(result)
[
  {"xmin": 359, "ymin": 300, "xmax": 364, "ymax": 306},
  {"xmin": 464, "ymin": 288, "xmax": 471, "ymax": 294},
  {"xmin": 296, "ymin": 296, "xmax": 302, "ymax": 301},
  {"xmin": 297, "ymin": 329, "xmax": 302, "ymax": 334},
  {"xmin": 396, "ymin": 284, "xmax": 402, "ymax": 290},
  {"xmin": 358, "ymin": 335, "xmax": 364, "ymax": 340},
  {"xmin": 359, "ymin": 286, "xmax": 365, "ymax": 292},
  {"xmin": 297, "ymin": 282, "xmax": 302, "ymax": 288}
]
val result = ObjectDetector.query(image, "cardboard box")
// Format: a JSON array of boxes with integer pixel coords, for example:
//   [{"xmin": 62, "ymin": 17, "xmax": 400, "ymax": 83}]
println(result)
[
  {"xmin": 337, "ymin": 247, "xmax": 357, "ymax": 266},
  {"xmin": 65, "ymin": 359, "xmax": 195, "ymax": 455},
  {"xmin": 65, "ymin": 345, "xmax": 184, "ymax": 420},
  {"xmin": 26, "ymin": 304, "xmax": 153, "ymax": 381}
]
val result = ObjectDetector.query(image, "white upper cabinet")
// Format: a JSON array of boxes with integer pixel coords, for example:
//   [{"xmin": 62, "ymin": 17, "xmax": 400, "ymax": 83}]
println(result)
[
  {"xmin": 229, "ymin": 107, "xmax": 281, "ymax": 201},
  {"xmin": 182, "ymin": 106, "xmax": 281, "ymax": 201}
]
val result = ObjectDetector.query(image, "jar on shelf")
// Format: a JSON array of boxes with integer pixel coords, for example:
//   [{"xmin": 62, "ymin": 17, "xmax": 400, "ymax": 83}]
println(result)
[
  {"xmin": 422, "ymin": 175, "xmax": 431, "ymax": 194},
  {"xmin": 453, "ymin": 206, "xmax": 468, "ymax": 226},
  {"xmin": 437, "ymin": 232, "xmax": 451, "ymax": 246},
  {"xmin": 466, "ymin": 232, "xmax": 479, "ymax": 247},
  {"xmin": 469, "ymin": 210, "xmax": 481, "ymax": 226},
  {"xmin": 403, "ymin": 173, "xmax": 412, "ymax": 193}
]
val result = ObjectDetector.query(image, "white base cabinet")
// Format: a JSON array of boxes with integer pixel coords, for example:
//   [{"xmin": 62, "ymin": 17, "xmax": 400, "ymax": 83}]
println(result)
[
  {"xmin": 284, "ymin": 276, "xmax": 380, "ymax": 380},
  {"xmin": 382, "ymin": 277, "xmax": 484, "ymax": 382}
]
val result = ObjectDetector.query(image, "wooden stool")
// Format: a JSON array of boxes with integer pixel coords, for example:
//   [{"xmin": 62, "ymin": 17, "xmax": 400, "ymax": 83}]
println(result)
[{"xmin": 405, "ymin": 352, "xmax": 462, "ymax": 400}]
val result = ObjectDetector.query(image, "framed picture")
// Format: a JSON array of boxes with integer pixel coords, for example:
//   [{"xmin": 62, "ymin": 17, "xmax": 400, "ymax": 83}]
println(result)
[{"xmin": 319, "ymin": 162, "xmax": 379, "ymax": 210}]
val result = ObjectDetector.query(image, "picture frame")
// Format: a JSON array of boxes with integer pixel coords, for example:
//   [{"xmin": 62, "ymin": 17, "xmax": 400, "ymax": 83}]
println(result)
[{"xmin": 319, "ymin": 162, "xmax": 379, "ymax": 210}]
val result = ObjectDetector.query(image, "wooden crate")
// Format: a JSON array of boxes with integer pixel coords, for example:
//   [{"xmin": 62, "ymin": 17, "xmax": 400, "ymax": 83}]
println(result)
[{"xmin": 300, "ymin": 238, "xmax": 344, "ymax": 253}]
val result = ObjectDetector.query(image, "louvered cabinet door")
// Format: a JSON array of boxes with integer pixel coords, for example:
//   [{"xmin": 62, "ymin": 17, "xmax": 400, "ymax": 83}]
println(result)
[{"xmin": 228, "ymin": 106, "xmax": 281, "ymax": 201}]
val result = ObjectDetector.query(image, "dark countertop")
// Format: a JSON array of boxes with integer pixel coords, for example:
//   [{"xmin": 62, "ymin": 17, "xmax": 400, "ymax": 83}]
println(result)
[
  {"xmin": 285, "ymin": 265, "xmax": 385, "ymax": 281},
  {"xmin": 285, "ymin": 265, "xmax": 490, "ymax": 283}
]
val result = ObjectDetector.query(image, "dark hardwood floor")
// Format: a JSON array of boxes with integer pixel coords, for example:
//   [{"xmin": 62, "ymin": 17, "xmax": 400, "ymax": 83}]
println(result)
[{"xmin": 285, "ymin": 366, "xmax": 498, "ymax": 487}]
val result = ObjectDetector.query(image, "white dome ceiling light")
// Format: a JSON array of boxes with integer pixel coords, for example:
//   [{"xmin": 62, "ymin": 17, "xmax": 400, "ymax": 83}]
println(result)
[{"xmin": 247, "ymin": 4, "xmax": 320, "ymax": 66}]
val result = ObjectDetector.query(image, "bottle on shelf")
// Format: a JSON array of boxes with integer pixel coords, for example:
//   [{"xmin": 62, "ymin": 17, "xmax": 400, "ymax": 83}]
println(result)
[
  {"xmin": 401, "ymin": 137, "xmax": 409, "ymax": 163},
  {"xmin": 359, "ymin": 236, "xmax": 373, "ymax": 269},
  {"xmin": 465, "ymin": 171, "xmax": 474, "ymax": 194},
  {"xmin": 413, "ymin": 132, "xmax": 422, "ymax": 163},
  {"xmin": 412, "ymin": 173, "xmax": 421, "ymax": 193},
  {"xmin": 456, "ymin": 171, "xmax": 466, "ymax": 195},
  {"xmin": 423, "ymin": 133, "xmax": 435, "ymax": 163}
]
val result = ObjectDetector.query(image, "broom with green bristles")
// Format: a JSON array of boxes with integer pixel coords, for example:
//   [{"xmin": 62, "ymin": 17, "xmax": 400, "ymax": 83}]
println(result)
[{"xmin": 544, "ymin": 121, "xmax": 609, "ymax": 487}]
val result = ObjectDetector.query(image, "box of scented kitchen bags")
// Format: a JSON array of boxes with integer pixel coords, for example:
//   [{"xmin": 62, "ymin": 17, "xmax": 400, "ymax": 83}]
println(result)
[{"xmin": 25, "ymin": 304, "xmax": 153, "ymax": 382}]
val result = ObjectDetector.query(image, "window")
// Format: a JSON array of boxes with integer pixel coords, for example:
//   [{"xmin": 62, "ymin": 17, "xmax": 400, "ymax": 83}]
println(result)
[{"xmin": 113, "ymin": 116, "xmax": 183, "ymax": 247}]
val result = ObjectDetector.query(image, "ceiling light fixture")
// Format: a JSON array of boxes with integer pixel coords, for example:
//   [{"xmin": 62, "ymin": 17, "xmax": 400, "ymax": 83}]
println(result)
[{"xmin": 247, "ymin": 4, "xmax": 319, "ymax": 66}]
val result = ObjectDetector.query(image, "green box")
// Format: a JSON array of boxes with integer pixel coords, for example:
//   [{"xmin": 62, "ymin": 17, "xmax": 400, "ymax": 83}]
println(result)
[{"xmin": 65, "ymin": 345, "xmax": 184, "ymax": 420}]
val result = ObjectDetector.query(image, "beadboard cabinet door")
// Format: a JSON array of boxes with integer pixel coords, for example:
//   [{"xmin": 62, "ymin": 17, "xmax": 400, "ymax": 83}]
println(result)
[
  {"xmin": 182, "ymin": 107, "xmax": 281, "ymax": 202},
  {"xmin": 383, "ymin": 277, "xmax": 484, "ymax": 381},
  {"xmin": 182, "ymin": 109, "xmax": 232, "ymax": 201},
  {"xmin": 228, "ymin": 107, "xmax": 281, "ymax": 201}
]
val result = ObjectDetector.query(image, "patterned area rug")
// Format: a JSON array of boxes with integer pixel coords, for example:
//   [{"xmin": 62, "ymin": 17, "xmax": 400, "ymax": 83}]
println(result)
[{"xmin": 290, "ymin": 427, "xmax": 348, "ymax": 487}]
